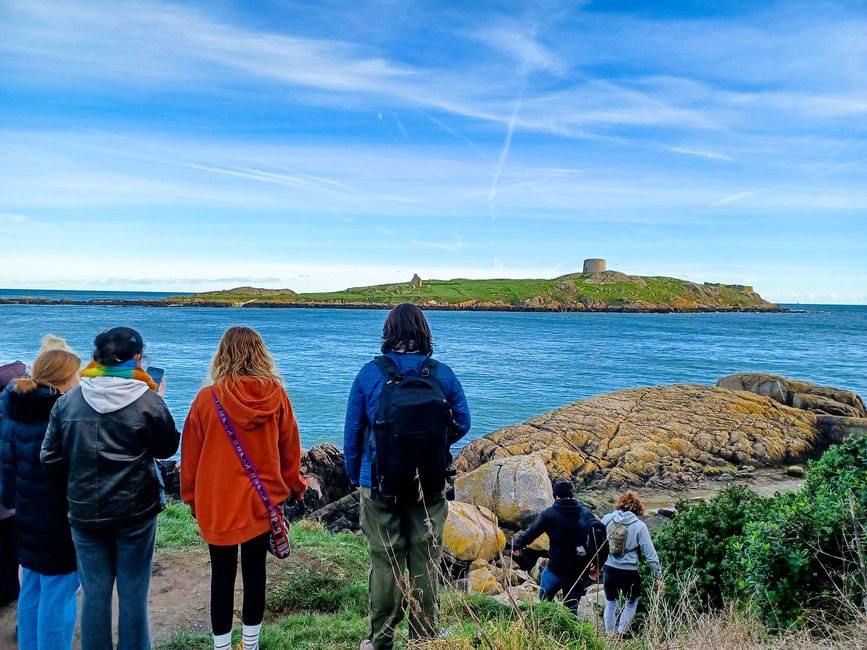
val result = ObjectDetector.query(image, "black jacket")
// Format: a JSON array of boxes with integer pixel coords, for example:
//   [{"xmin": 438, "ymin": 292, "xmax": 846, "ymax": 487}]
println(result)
[
  {"xmin": 0, "ymin": 384, "xmax": 76, "ymax": 574},
  {"xmin": 514, "ymin": 498, "xmax": 604, "ymax": 577},
  {"xmin": 41, "ymin": 381, "xmax": 180, "ymax": 531}
]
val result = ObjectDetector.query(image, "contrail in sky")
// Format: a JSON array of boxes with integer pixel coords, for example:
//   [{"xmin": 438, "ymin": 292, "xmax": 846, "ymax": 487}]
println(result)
[{"xmin": 488, "ymin": 84, "xmax": 525, "ymax": 223}]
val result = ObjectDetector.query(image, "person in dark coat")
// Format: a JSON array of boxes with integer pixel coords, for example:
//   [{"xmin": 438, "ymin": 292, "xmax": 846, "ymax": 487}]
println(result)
[
  {"xmin": 512, "ymin": 480, "xmax": 606, "ymax": 614},
  {"xmin": 0, "ymin": 358, "xmax": 26, "ymax": 607},
  {"xmin": 0, "ymin": 348, "xmax": 82, "ymax": 649}
]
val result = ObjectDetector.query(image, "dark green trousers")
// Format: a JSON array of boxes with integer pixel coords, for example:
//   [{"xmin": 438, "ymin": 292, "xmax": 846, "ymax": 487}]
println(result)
[{"xmin": 359, "ymin": 488, "xmax": 448, "ymax": 650}]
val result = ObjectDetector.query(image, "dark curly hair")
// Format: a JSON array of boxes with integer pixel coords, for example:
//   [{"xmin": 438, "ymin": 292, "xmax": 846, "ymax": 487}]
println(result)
[{"xmin": 381, "ymin": 303, "xmax": 433, "ymax": 356}]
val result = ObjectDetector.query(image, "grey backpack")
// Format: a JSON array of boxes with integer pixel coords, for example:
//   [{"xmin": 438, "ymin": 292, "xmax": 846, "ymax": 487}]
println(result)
[{"xmin": 607, "ymin": 519, "xmax": 632, "ymax": 558}]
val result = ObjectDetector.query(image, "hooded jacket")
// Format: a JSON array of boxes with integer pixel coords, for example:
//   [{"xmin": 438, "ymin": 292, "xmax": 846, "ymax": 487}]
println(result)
[
  {"xmin": 0, "ymin": 384, "xmax": 76, "ymax": 574},
  {"xmin": 601, "ymin": 509, "xmax": 661, "ymax": 578},
  {"xmin": 343, "ymin": 352, "xmax": 471, "ymax": 488},
  {"xmin": 181, "ymin": 378, "xmax": 307, "ymax": 545},
  {"xmin": 513, "ymin": 498, "xmax": 603, "ymax": 577},
  {"xmin": 41, "ymin": 376, "xmax": 180, "ymax": 530}
]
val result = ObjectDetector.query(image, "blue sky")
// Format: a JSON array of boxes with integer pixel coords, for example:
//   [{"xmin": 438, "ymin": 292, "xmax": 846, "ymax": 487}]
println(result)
[{"xmin": 1, "ymin": 0, "xmax": 865, "ymax": 303}]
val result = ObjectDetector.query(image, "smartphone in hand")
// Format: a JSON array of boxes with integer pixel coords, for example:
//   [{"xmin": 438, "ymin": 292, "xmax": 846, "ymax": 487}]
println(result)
[{"xmin": 146, "ymin": 366, "xmax": 166, "ymax": 396}]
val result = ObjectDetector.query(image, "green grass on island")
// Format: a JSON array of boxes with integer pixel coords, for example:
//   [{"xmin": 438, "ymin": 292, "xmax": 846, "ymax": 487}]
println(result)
[{"xmin": 172, "ymin": 270, "xmax": 781, "ymax": 312}]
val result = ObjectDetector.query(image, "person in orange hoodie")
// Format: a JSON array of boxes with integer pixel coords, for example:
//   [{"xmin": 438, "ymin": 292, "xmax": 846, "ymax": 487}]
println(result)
[{"xmin": 181, "ymin": 326, "xmax": 307, "ymax": 650}]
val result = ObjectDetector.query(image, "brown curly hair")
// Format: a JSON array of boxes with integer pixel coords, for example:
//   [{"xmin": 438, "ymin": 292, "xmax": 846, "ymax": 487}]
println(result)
[{"xmin": 615, "ymin": 490, "xmax": 645, "ymax": 516}]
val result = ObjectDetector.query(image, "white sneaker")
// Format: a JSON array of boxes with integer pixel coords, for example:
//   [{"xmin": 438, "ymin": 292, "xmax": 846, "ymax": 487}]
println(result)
[{"xmin": 359, "ymin": 641, "xmax": 374, "ymax": 650}]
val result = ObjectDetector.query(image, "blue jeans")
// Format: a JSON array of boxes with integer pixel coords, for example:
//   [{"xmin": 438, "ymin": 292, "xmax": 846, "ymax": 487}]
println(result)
[
  {"xmin": 71, "ymin": 516, "xmax": 157, "ymax": 650},
  {"xmin": 17, "ymin": 568, "xmax": 80, "ymax": 649},
  {"xmin": 539, "ymin": 567, "xmax": 589, "ymax": 614}
]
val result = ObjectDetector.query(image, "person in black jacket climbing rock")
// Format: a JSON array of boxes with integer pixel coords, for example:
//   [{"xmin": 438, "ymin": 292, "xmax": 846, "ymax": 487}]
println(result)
[{"xmin": 512, "ymin": 480, "xmax": 606, "ymax": 614}]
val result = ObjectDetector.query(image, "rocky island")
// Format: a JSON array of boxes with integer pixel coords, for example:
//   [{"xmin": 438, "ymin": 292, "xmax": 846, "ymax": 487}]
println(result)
[{"xmin": 0, "ymin": 259, "xmax": 786, "ymax": 312}]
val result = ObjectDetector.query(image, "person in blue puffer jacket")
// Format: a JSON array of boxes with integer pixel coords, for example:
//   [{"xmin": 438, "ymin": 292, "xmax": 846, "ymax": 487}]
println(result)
[
  {"xmin": 344, "ymin": 303, "xmax": 470, "ymax": 650},
  {"xmin": 0, "ymin": 347, "xmax": 82, "ymax": 650}
]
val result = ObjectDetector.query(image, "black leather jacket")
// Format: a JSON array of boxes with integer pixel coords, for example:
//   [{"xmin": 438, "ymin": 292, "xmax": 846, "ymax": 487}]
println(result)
[{"xmin": 41, "ymin": 385, "xmax": 180, "ymax": 530}]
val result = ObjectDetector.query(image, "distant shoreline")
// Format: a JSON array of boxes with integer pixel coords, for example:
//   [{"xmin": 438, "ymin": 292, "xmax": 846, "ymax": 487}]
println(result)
[{"xmin": 0, "ymin": 297, "xmax": 790, "ymax": 313}]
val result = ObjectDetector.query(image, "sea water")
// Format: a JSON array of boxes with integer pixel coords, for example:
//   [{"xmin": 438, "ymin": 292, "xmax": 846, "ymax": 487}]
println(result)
[{"xmin": 1, "ymin": 298, "xmax": 865, "ymax": 453}]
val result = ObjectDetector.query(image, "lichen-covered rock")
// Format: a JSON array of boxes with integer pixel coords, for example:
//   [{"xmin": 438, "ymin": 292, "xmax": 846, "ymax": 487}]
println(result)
[
  {"xmin": 717, "ymin": 373, "xmax": 865, "ymax": 418},
  {"xmin": 455, "ymin": 384, "xmax": 827, "ymax": 488},
  {"xmin": 442, "ymin": 501, "xmax": 506, "ymax": 562},
  {"xmin": 467, "ymin": 567, "xmax": 501, "ymax": 595},
  {"xmin": 530, "ymin": 557, "xmax": 548, "ymax": 584},
  {"xmin": 524, "ymin": 532, "xmax": 550, "ymax": 552},
  {"xmin": 817, "ymin": 415, "xmax": 867, "ymax": 443},
  {"xmin": 491, "ymin": 584, "xmax": 540, "ymax": 607},
  {"xmin": 454, "ymin": 455, "xmax": 553, "ymax": 528}
]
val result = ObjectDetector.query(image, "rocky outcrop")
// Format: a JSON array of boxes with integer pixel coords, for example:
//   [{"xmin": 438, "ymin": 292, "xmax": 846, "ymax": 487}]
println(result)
[
  {"xmin": 817, "ymin": 415, "xmax": 867, "ymax": 443},
  {"xmin": 300, "ymin": 444, "xmax": 352, "ymax": 503},
  {"xmin": 309, "ymin": 490, "xmax": 361, "ymax": 533},
  {"xmin": 717, "ymin": 373, "xmax": 866, "ymax": 418},
  {"xmin": 442, "ymin": 501, "xmax": 507, "ymax": 562},
  {"xmin": 454, "ymin": 455, "xmax": 553, "ymax": 529},
  {"xmin": 455, "ymin": 383, "xmax": 833, "ymax": 489}
]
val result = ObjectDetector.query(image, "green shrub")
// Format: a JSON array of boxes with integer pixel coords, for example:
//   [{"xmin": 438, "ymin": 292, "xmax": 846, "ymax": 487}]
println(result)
[
  {"xmin": 735, "ymin": 433, "xmax": 867, "ymax": 627},
  {"xmin": 653, "ymin": 486, "xmax": 766, "ymax": 609}
]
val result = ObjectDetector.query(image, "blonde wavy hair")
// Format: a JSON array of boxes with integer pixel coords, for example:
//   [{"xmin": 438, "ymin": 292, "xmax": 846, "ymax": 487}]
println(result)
[
  {"xmin": 616, "ymin": 490, "xmax": 645, "ymax": 516},
  {"xmin": 210, "ymin": 326, "xmax": 281, "ymax": 385},
  {"xmin": 15, "ymin": 349, "xmax": 82, "ymax": 394}
]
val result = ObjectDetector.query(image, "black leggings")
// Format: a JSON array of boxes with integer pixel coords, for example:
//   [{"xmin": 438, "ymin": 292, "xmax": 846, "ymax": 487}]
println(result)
[{"xmin": 208, "ymin": 532, "xmax": 270, "ymax": 635}]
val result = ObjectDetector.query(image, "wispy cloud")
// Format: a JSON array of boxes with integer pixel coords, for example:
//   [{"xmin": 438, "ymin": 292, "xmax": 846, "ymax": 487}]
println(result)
[
  {"xmin": 709, "ymin": 191, "xmax": 757, "ymax": 207},
  {"xmin": 669, "ymin": 147, "xmax": 735, "ymax": 162},
  {"xmin": 473, "ymin": 24, "xmax": 565, "ymax": 75},
  {"xmin": 410, "ymin": 235, "xmax": 465, "ymax": 252},
  {"xmin": 0, "ymin": 213, "xmax": 28, "ymax": 223}
]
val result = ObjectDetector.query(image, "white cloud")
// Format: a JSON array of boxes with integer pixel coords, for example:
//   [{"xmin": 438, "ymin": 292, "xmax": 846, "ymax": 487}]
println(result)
[{"xmin": 0, "ymin": 213, "xmax": 28, "ymax": 223}]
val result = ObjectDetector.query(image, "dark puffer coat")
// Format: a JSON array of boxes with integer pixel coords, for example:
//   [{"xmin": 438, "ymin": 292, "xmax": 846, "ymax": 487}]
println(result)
[{"xmin": 0, "ymin": 384, "xmax": 76, "ymax": 575}]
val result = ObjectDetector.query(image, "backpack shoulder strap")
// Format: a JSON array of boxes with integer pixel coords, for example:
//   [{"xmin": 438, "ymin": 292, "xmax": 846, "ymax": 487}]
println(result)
[
  {"xmin": 373, "ymin": 355, "xmax": 401, "ymax": 381},
  {"xmin": 420, "ymin": 357, "xmax": 439, "ymax": 378}
]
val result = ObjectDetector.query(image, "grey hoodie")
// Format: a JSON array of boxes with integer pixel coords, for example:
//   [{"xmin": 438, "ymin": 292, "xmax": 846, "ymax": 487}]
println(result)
[{"xmin": 602, "ymin": 509, "xmax": 661, "ymax": 578}]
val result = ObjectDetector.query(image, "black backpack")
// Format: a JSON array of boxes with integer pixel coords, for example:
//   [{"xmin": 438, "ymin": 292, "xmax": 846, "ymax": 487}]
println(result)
[
  {"xmin": 575, "ymin": 513, "xmax": 609, "ymax": 566},
  {"xmin": 371, "ymin": 356, "xmax": 453, "ymax": 504}
]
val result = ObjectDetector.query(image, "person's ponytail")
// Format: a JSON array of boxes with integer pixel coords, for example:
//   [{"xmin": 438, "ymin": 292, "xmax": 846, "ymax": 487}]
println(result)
[{"xmin": 13, "ymin": 377, "xmax": 38, "ymax": 394}]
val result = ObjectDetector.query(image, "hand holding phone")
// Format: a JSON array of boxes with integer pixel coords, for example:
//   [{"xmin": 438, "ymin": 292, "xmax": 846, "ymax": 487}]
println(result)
[{"xmin": 146, "ymin": 367, "xmax": 166, "ymax": 396}]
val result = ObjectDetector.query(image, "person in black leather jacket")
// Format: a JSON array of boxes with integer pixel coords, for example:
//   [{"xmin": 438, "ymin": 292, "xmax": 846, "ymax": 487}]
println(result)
[
  {"xmin": 512, "ymin": 480, "xmax": 606, "ymax": 614},
  {"xmin": 41, "ymin": 327, "xmax": 180, "ymax": 650}
]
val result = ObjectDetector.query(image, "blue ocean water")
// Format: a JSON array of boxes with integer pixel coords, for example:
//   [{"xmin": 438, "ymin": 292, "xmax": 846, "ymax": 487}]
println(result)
[{"xmin": 1, "ymin": 296, "xmax": 865, "ymax": 454}]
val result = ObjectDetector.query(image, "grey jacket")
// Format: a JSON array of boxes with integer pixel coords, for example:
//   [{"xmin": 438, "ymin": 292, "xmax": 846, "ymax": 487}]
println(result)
[
  {"xmin": 41, "ymin": 377, "xmax": 180, "ymax": 530},
  {"xmin": 601, "ymin": 510, "xmax": 661, "ymax": 578}
]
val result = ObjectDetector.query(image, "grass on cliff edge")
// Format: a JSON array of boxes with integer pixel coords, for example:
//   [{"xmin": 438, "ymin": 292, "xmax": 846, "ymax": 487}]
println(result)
[{"xmin": 154, "ymin": 508, "xmax": 603, "ymax": 649}]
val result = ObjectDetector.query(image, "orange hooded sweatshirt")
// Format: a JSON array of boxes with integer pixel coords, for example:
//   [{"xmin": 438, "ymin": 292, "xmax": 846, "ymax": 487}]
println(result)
[{"xmin": 180, "ymin": 377, "xmax": 307, "ymax": 545}]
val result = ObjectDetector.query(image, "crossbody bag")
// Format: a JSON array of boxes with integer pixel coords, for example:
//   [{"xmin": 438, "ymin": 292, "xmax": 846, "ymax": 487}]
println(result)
[{"xmin": 211, "ymin": 388, "xmax": 292, "ymax": 558}]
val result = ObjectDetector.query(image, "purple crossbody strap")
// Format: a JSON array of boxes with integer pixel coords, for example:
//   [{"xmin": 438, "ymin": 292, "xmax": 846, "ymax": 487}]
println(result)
[{"xmin": 211, "ymin": 389, "xmax": 279, "ymax": 519}]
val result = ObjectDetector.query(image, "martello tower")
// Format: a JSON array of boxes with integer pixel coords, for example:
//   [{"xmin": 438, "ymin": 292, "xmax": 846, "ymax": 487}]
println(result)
[{"xmin": 582, "ymin": 258, "xmax": 607, "ymax": 274}]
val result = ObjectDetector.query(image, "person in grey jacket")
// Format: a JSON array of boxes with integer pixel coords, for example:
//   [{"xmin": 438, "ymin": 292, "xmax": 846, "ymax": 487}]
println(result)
[{"xmin": 601, "ymin": 491, "xmax": 662, "ymax": 637}]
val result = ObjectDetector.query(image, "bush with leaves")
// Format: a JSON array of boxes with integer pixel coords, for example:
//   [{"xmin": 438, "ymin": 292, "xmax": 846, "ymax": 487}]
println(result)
[
  {"xmin": 734, "ymin": 433, "xmax": 867, "ymax": 627},
  {"xmin": 651, "ymin": 485, "xmax": 766, "ymax": 609}
]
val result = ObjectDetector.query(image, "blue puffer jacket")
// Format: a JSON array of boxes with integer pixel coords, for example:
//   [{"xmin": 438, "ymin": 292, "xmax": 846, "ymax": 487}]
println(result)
[
  {"xmin": 0, "ymin": 384, "xmax": 76, "ymax": 575},
  {"xmin": 343, "ymin": 352, "xmax": 471, "ymax": 488}
]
